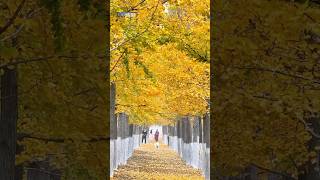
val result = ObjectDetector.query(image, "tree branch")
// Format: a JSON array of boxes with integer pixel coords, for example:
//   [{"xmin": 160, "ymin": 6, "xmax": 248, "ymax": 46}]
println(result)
[
  {"xmin": 1, "ymin": 7, "xmax": 45, "ymax": 41},
  {"xmin": 0, "ymin": 54, "xmax": 107, "ymax": 69},
  {"xmin": 23, "ymin": 167, "xmax": 61, "ymax": 176},
  {"xmin": 184, "ymin": 43, "xmax": 208, "ymax": 62},
  {"xmin": 250, "ymin": 163, "xmax": 297, "ymax": 180},
  {"xmin": 72, "ymin": 87, "xmax": 96, "ymax": 97},
  {"xmin": 18, "ymin": 133, "xmax": 109, "ymax": 143},
  {"xmin": 110, "ymin": 51, "xmax": 126, "ymax": 72},
  {"xmin": 127, "ymin": 0, "xmax": 147, "ymax": 12},
  {"xmin": 110, "ymin": 0, "xmax": 161, "ymax": 52},
  {"xmin": 0, "ymin": 0, "xmax": 27, "ymax": 35},
  {"xmin": 0, "ymin": 24, "xmax": 24, "ymax": 41},
  {"xmin": 234, "ymin": 66, "xmax": 320, "ymax": 85},
  {"xmin": 298, "ymin": 118, "xmax": 320, "ymax": 139},
  {"xmin": 116, "ymin": 103, "xmax": 147, "ymax": 107}
]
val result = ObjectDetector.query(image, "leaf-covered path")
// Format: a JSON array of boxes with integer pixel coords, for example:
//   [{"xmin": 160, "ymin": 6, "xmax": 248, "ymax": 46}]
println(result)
[{"xmin": 111, "ymin": 143, "xmax": 204, "ymax": 180}]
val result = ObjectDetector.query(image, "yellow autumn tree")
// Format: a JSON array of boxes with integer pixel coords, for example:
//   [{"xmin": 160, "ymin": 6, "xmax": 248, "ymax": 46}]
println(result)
[
  {"xmin": 110, "ymin": 0, "xmax": 210, "ymax": 125},
  {"xmin": 1, "ymin": 0, "xmax": 108, "ymax": 179},
  {"xmin": 212, "ymin": 0, "xmax": 320, "ymax": 178}
]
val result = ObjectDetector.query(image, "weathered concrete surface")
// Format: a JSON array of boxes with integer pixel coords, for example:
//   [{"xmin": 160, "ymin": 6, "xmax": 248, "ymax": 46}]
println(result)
[
  {"xmin": 164, "ymin": 115, "xmax": 210, "ymax": 180},
  {"xmin": 110, "ymin": 113, "xmax": 144, "ymax": 177}
]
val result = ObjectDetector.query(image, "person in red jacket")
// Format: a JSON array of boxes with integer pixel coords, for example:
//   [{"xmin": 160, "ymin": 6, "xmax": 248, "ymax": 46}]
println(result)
[{"xmin": 154, "ymin": 130, "xmax": 159, "ymax": 148}]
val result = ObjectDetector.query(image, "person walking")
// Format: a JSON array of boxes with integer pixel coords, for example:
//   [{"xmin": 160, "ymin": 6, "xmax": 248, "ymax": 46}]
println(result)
[
  {"xmin": 154, "ymin": 129, "xmax": 159, "ymax": 148},
  {"xmin": 142, "ymin": 129, "xmax": 148, "ymax": 144}
]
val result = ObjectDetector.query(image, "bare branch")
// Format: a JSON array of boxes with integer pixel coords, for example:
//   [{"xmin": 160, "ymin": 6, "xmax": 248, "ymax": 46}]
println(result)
[
  {"xmin": 23, "ymin": 167, "xmax": 61, "ymax": 176},
  {"xmin": 0, "ymin": 7, "xmax": 45, "ymax": 41},
  {"xmin": 110, "ymin": 51, "xmax": 126, "ymax": 72},
  {"xmin": 127, "ymin": 0, "xmax": 147, "ymax": 12},
  {"xmin": 0, "ymin": 54, "xmax": 107, "ymax": 69},
  {"xmin": 116, "ymin": 103, "xmax": 147, "ymax": 107},
  {"xmin": 73, "ymin": 87, "xmax": 96, "ymax": 97},
  {"xmin": 250, "ymin": 163, "xmax": 297, "ymax": 180},
  {"xmin": 110, "ymin": 0, "xmax": 161, "ymax": 52},
  {"xmin": 0, "ymin": 24, "xmax": 24, "ymax": 41},
  {"xmin": 234, "ymin": 66, "xmax": 320, "ymax": 85},
  {"xmin": 0, "ymin": 0, "xmax": 27, "ymax": 35},
  {"xmin": 18, "ymin": 133, "xmax": 109, "ymax": 143}
]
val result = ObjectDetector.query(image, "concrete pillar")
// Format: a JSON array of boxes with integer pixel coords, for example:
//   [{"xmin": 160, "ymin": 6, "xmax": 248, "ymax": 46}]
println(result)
[
  {"xmin": 186, "ymin": 117, "xmax": 192, "ymax": 144},
  {"xmin": 199, "ymin": 117, "xmax": 203, "ymax": 143},
  {"xmin": 162, "ymin": 126, "xmax": 168, "ymax": 144},
  {"xmin": 174, "ymin": 123, "xmax": 178, "ymax": 151},
  {"xmin": 110, "ymin": 83, "xmax": 116, "ymax": 139},
  {"xmin": 177, "ymin": 119, "xmax": 183, "ymax": 156},
  {"xmin": 192, "ymin": 117, "xmax": 200, "ymax": 168},
  {"xmin": 119, "ymin": 113, "xmax": 126, "ymax": 165},
  {"xmin": 129, "ymin": 124, "xmax": 133, "ymax": 155},
  {"xmin": 185, "ymin": 117, "xmax": 192, "ymax": 164},
  {"xmin": 124, "ymin": 114, "xmax": 129, "ymax": 162},
  {"xmin": 203, "ymin": 113, "xmax": 210, "ymax": 148},
  {"xmin": 110, "ymin": 83, "xmax": 116, "ymax": 176},
  {"xmin": 193, "ymin": 117, "xmax": 200, "ymax": 143},
  {"xmin": 203, "ymin": 113, "xmax": 210, "ymax": 180},
  {"xmin": 164, "ymin": 114, "xmax": 210, "ymax": 180},
  {"xmin": 181, "ymin": 117, "xmax": 186, "ymax": 158}
]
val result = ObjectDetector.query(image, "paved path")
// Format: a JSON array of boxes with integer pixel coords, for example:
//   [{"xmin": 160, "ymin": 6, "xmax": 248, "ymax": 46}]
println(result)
[{"xmin": 111, "ymin": 143, "xmax": 204, "ymax": 180}]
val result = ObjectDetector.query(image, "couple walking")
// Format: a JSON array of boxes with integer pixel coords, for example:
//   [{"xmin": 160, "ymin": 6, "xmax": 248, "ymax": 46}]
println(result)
[{"xmin": 142, "ymin": 129, "xmax": 160, "ymax": 148}]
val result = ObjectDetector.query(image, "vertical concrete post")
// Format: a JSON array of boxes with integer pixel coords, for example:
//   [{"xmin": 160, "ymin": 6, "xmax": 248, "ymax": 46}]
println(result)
[
  {"xmin": 193, "ymin": 117, "xmax": 200, "ymax": 143},
  {"xmin": 181, "ymin": 118, "xmax": 185, "ymax": 158},
  {"xmin": 124, "ymin": 114, "xmax": 129, "ymax": 162},
  {"xmin": 176, "ymin": 120, "xmax": 180, "ymax": 153},
  {"xmin": 110, "ymin": 83, "xmax": 116, "ymax": 176},
  {"xmin": 193, "ymin": 117, "xmax": 200, "ymax": 168},
  {"xmin": 181, "ymin": 118, "xmax": 184, "ymax": 156},
  {"xmin": 171, "ymin": 125, "xmax": 175, "ymax": 148},
  {"xmin": 203, "ymin": 113, "xmax": 210, "ymax": 180},
  {"xmin": 120, "ymin": 113, "xmax": 126, "ymax": 165},
  {"xmin": 204, "ymin": 113, "xmax": 210, "ymax": 148},
  {"xmin": 110, "ymin": 83, "xmax": 116, "ymax": 139},
  {"xmin": 164, "ymin": 114, "xmax": 210, "ymax": 180},
  {"xmin": 135, "ymin": 125, "xmax": 139, "ymax": 148},
  {"xmin": 162, "ymin": 126, "xmax": 167, "ymax": 144},
  {"xmin": 178, "ymin": 119, "xmax": 183, "ymax": 156},
  {"xmin": 175, "ymin": 123, "xmax": 178, "ymax": 151},
  {"xmin": 185, "ymin": 117, "xmax": 192, "ymax": 164},
  {"xmin": 199, "ymin": 116, "xmax": 203, "ymax": 143},
  {"xmin": 186, "ymin": 117, "xmax": 192, "ymax": 144},
  {"xmin": 169, "ymin": 126, "xmax": 172, "ymax": 146},
  {"xmin": 129, "ymin": 124, "xmax": 133, "ymax": 155},
  {"xmin": 139, "ymin": 126, "xmax": 142, "ymax": 145}
]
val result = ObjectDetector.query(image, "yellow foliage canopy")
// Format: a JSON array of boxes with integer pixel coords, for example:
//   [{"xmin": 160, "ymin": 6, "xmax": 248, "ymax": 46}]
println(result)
[{"xmin": 110, "ymin": 0, "xmax": 210, "ymax": 125}]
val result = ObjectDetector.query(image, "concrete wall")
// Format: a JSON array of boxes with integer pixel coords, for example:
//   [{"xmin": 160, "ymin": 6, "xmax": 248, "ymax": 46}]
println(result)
[
  {"xmin": 110, "ymin": 112, "xmax": 145, "ymax": 177},
  {"xmin": 163, "ymin": 114, "xmax": 210, "ymax": 180},
  {"xmin": 110, "ymin": 83, "xmax": 147, "ymax": 177}
]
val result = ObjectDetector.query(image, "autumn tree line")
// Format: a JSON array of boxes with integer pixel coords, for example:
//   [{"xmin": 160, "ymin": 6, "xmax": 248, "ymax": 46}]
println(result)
[
  {"xmin": 212, "ymin": 0, "xmax": 320, "ymax": 179},
  {"xmin": 0, "ymin": 0, "xmax": 108, "ymax": 179}
]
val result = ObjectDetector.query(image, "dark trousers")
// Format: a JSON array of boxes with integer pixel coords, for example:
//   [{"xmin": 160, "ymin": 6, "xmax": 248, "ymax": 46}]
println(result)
[{"xmin": 142, "ymin": 136, "xmax": 147, "ymax": 143}]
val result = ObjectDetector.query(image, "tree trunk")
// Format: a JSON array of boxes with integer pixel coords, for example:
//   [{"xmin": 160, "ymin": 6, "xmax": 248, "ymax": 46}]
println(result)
[
  {"xmin": 0, "ymin": 68, "xmax": 18, "ymax": 180},
  {"xmin": 26, "ymin": 160, "xmax": 61, "ymax": 180}
]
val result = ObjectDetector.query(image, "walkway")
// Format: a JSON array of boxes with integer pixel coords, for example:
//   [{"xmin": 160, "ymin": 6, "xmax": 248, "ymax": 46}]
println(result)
[{"xmin": 111, "ymin": 143, "xmax": 204, "ymax": 180}]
